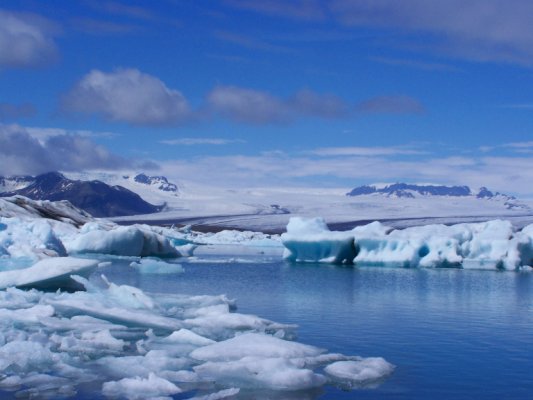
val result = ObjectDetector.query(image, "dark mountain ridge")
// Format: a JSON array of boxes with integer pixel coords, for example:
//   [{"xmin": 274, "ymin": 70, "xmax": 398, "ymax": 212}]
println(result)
[
  {"xmin": 0, "ymin": 172, "xmax": 163, "ymax": 217},
  {"xmin": 347, "ymin": 183, "xmax": 513, "ymax": 200}
]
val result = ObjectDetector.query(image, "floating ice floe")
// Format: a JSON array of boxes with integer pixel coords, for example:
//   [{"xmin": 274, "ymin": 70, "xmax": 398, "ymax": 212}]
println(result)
[
  {"xmin": 282, "ymin": 217, "xmax": 533, "ymax": 269},
  {"xmin": 0, "ymin": 257, "xmax": 99, "ymax": 290},
  {"xmin": 130, "ymin": 258, "xmax": 184, "ymax": 274},
  {"xmin": 0, "ymin": 275, "xmax": 393, "ymax": 399}
]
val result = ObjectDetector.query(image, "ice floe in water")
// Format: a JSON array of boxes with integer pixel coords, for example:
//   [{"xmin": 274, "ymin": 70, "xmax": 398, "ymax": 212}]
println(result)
[
  {"xmin": 282, "ymin": 217, "xmax": 533, "ymax": 269},
  {"xmin": 0, "ymin": 257, "xmax": 99, "ymax": 291},
  {"xmin": 130, "ymin": 258, "xmax": 184, "ymax": 274},
  {"xmin": 0, "ymin": 274, "xmax": 393, "ymax": 399}
]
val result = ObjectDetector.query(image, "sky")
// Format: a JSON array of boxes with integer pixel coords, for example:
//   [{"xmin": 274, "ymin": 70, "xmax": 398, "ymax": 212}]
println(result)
[{"xmin": 1, "ymin": 0, "xmax": 532, "ymax": 196}]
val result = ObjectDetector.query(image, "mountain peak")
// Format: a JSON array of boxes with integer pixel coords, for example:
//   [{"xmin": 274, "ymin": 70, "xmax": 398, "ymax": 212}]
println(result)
[
  {"xmin": 346, "ymin": 183, "xmax": 515, "ymax": 200},
  {"xmin": 0, "ymin": 172, "xmax": 163, "ymax": 217},
  {"xmin": 133, "ymin": 173, "xmax": 178, "ymax": 193}
]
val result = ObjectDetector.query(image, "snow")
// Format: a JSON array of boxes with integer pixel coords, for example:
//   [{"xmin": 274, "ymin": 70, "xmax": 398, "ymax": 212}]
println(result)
[
  {"xmin": 77, "ymin": 171, "xmax": 532, "ymax": 232},
  {"xmin": 282, "ymin": 217, "xmax": 533, "ymax": 269}
]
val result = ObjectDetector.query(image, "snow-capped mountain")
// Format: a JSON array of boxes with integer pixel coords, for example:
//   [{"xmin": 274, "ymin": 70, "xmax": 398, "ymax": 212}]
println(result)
[
  {"xmin": 346, "ymin": 183, "xmax": 528, "ymax": 212},
  {"xmin": 0, "ymin": 172, "xmax": 164, "ymax": 218},
  {"xmin": 129, "ymin": 173, "xmax": 178, "ymax": 193},
  {"xmin": 347, "ymin": 183, "xmax": 473, "ymax": 198},
  {"xmin": 348, "ymin": 183, "xmax": 513, "ymax": 200}
]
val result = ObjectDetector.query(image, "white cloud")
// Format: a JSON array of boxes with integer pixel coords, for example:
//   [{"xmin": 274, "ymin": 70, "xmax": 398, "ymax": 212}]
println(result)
[
  {"xmin": 207, "ymin": 85, "xmax": 350, "ymax": 124},
  {"xmin": 207, "ymin": 85, "xmax": 289, "ymax": 124},
  {"xmin": 63, "ymin": 68, "xmax": 192, "ymax": 125},
  {"xmin": 0, "ymin": 10, "xmax": 58, "ymax": 68},
  {"xmin": 0, "ymin": 124, "xmax": 152, "ymax": 176},
  {"xmin": 160, "ymin": 138, "xmax": 244, "ymax": 146}
]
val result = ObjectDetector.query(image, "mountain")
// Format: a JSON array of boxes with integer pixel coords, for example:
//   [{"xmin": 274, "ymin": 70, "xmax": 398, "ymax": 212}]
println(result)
[
  {"xmin": 346, "ymin": 183, "xmax": 527, "ymax": 211},
  {"xmin": 131, "ymin": 173, "xmax": 178, "ymax": 193},
  {"xmin": 0, "ymin": 172, "xmax": 164, "ymax": 218},
  {"xmin": 347, "ymin": 183, "xmax": 474, "ymax": 198}
]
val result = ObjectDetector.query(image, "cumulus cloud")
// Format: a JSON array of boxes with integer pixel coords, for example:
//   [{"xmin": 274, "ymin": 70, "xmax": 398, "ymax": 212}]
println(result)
[
  {"xmin": 0, "ymin": 10, "xmax": 58, "ymax": 68},
  {"xmin": 62, "ymin": 68, "xmax": 192, "ymax": 125},
  {"xmin": 356, "ymin": 95, "xmax": 425, "ymax": 114},
  {"xmin": 207, "ymin": 85, "xmax": 350, "ymax": 123},
  {"xmin": 0, "ymin": 124, "xmax": 155, "ymax": 176}
]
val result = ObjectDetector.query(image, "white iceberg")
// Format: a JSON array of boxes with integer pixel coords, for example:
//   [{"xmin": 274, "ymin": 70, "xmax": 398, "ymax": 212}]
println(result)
[
  {"xmin": 282, "ymin": 217, "xmax": 356, "ymax": 264},
  {"xmin": 65, "ymin": 222, "xmax": 179, "ymax": 258},
  {"xmin": 282, "ymin": 217, "xmax": 533, "ymax": 269}
]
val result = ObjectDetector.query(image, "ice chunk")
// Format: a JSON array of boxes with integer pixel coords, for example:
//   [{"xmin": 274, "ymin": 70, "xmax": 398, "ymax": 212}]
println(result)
[
  {"xmin": 324, "ymin": 358, "xmax": 395, "ymax": 386},
  {"xmin": 191, "ymin": 333, "xmax": 324, "ymax": 361},
  {"xmin": 102, "ymin": 372, "xmax": 182, "ymax": 399},
  {"xmin": 0, "ymin": 257, "xmax": 99, "ymax": 290},
  {"xmin": 0, "ymin": 217, "xmax": 67, "ymax": 260},
  {"xmin": 191, "ymin": 333, "xmax": 330, "ymax": 389},
  {"xmin": 188, "ymin": 388, "xmax": 240, "ymax": 400},
  {"xmin": 65, "ymin": 223, "xmax": 179, "ymax": 258},
  {"xmin": 130, "ymin": 258, "xmax": 184, "ymax": 274},
  {"xmin": 282, "ymin": 217, "xmax": 357, "ymax": 264},
  {"xmin": 194, "ymin": 357, "xmax": 327, "ymax": 390}
]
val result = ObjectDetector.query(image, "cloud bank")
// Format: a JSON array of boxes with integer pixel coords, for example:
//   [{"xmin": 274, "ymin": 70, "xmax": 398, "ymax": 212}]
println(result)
[{"xmin": 0, "ymin": 124, "xmax": 156, "ymax": 176}]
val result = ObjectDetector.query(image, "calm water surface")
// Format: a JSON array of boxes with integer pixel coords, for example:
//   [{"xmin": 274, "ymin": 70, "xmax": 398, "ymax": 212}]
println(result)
[{"xmin": 102, "ymin": 252, "xmax": 533, "ymax": 400}]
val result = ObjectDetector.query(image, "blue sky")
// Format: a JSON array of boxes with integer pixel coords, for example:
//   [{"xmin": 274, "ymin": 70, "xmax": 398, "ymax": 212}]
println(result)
[{"xmin": 0, "ymin": 1, "xmax": 532, "ymax": 195}]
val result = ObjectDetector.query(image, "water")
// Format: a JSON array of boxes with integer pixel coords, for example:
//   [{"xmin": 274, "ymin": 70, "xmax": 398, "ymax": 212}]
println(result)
[{"xmin": 99, "ymin": 253, "xmax": 533, "ymax": 400}]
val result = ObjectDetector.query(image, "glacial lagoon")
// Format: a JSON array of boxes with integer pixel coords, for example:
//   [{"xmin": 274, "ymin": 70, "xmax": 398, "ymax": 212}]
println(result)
[{"xmin": 37, "ymin": 250, "xmax": 531, "ymax": 399}]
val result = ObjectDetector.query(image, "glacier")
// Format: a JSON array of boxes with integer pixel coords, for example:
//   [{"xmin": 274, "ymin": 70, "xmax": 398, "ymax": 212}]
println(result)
[{"xmin": 282, "ymin": 217, "xmax": 533, "ymax": 269}]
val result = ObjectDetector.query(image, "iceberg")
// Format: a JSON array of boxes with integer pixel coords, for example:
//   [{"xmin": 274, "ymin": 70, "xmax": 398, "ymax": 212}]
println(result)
[
  {"xmin": 282, "ymin": 217, "xmax": 356, "ymax": 264},
  {"xmin": 65, "ymin": 222, "xmax": 179, "ymax": 258},
  {"xmin": 282, "ymin": 217, "xmax": 533, "ymax": 269}
]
